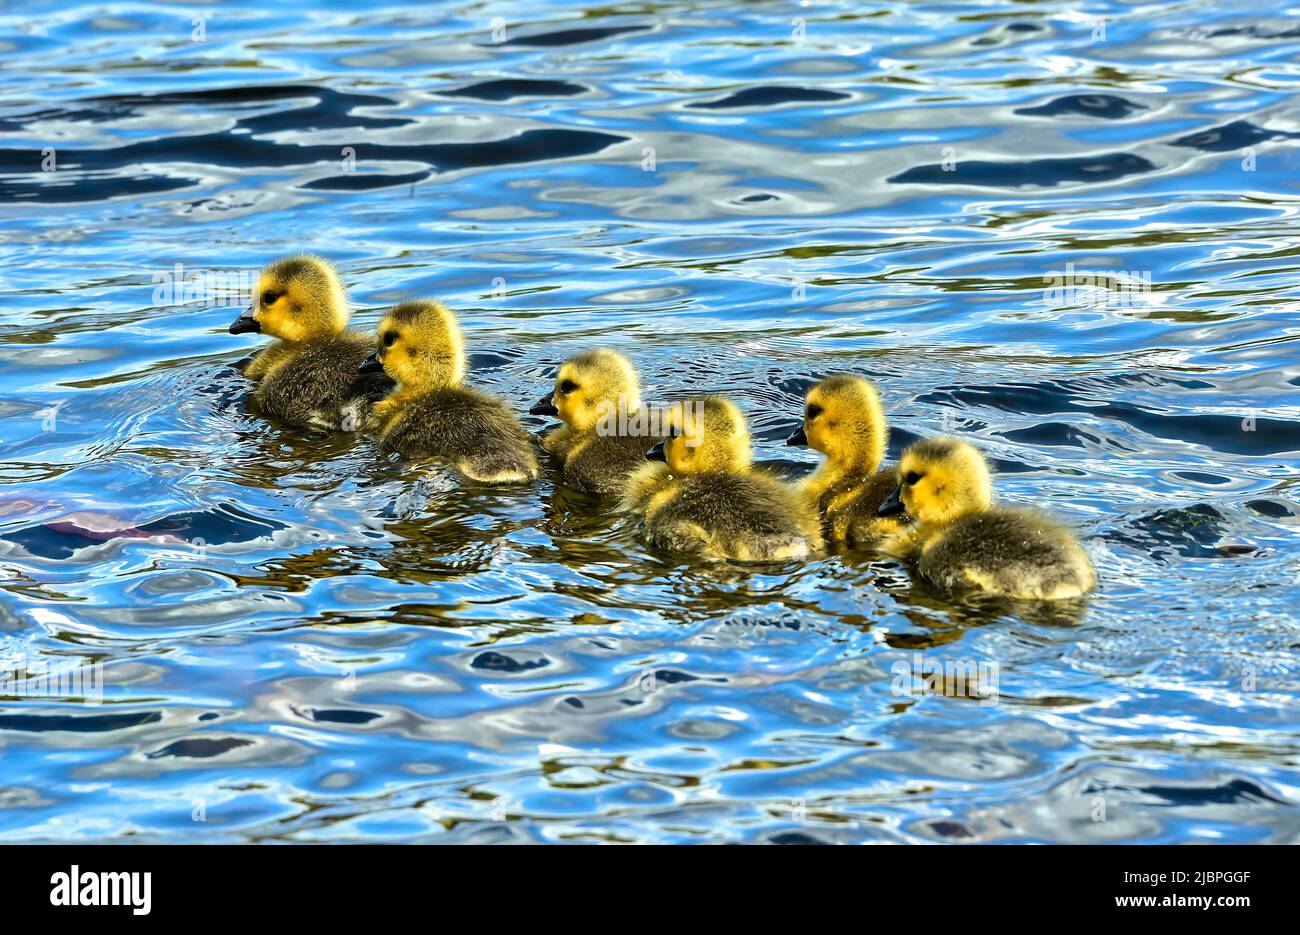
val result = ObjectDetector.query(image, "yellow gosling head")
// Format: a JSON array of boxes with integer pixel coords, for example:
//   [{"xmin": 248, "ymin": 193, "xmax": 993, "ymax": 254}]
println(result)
[
  {"xmin": 646, "ymin": 396, "xmax": 751, "ymax": 475},
  {"xmin": 787, "ymin": 374, "xmax": 887, "ymax": 472},
  {"xmin": 360, "ymin": 300, "xmax": 466, "ymax": 392},
  {"xmin": 529, "ymin": 348, "xmax": 641, "ymax": 431},
  {"xmin": 230, "ymin": 255, "xmax": 349, "ymax": 342},
  {"xmin": 882, "ymin": 437, "xmax": 993, "ymax": 526}
]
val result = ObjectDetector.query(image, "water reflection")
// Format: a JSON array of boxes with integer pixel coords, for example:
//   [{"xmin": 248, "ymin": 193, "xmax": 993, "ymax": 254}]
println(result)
[{"xmin": 0, "ymin": 0, "xmax": 1296, "ymax": 844}]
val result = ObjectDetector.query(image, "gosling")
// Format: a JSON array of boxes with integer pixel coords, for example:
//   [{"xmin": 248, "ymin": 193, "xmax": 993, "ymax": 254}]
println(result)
[
  {"xmin": 787, "ymin": 374, "xmax": 905, "ymax": 547},
  {"xmin": 530, "ymin": 349, "xmax": 658, "ymax": 495},
  {"xmin": 622, "ymin": 396, "xmax": 822, "ymax": 562},
  {"xmin": 360, "ymin": 300, "xmax": 539, "ymax": 484},
  {"xmin": 229, "ymin": 255, "xmax": 391, "ymax": 430},
  {"xmin": 877, "ymin": 437, "xmax": 1096, "ymax": 600}
]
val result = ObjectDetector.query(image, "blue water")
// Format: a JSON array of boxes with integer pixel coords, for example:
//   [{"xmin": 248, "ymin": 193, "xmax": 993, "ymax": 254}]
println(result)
[{"xmin": 0, "ymin": 0, "xmax": 1297, "ymax": 843}]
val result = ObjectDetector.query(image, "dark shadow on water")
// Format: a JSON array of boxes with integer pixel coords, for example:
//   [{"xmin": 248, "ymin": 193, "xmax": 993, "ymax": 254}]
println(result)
[
  {"xmin": 2, "ymin": 502, "xmax": 286, "ymax": 560},
  {"xmin": 890, "ymin": 152, "xmax": 1156, "ymax": 188},
  {"xmin": 303, "ymin": 170, "xmax": 431, "ymax": 191},
  {"xmin": 1014, "ymin": 94, "xmax": 1146, "ymax": 120},
  {"xmin": 0, "ymin": 82, "xmax": 626, "ymax": 202},
  {"xmin": 688, "ymin": 87, "xmax": 850, "ymax": 109},
  {"xmin": 0, "ymin": 711, "xmax": 161, "ymax": 732},
  {"xmin": 147, "ymin": 737, "xmax": 253, "ymax": 759},
  {"xmin": 917, "ymin": 378, "xmax": 1300, "ymax": 455},
  {"xmin": 440, "ymin": 79, "xmax": 588, "ymax": 101},
  {"xmin": 1101, "ymin": 504, "xmax": 1233, "ymax": 561},
  {"xmin": 496, "ymin": 25, "xmax": 648, "ymax": 46},
  {"xmin": 1170, "ymin": 120, "xmax": 1294, "ymax": 152}
]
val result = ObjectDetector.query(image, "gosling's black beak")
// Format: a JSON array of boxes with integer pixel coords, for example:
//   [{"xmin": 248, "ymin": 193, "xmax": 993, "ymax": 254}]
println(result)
[
  {"xmin": 877, "ymin": 486, "xmax": 905, "ymax": 517},
  {"xmin": 358, "ymin": 350, "xmax": 383, "ymax": 374},
  {"xmin": 228, "ymin": 306, "xmax": 260, "ymax": 335},
  {"xmin": 529, "ymin": 394, "xmax": 558, "ymax": 417},
  {"xmin": 786, "ymin": 425, "xmax": 808, "ymax": 446},
  {"xmin": 646, "ymin": 440, "xmax": 667, "ymax": 462}
]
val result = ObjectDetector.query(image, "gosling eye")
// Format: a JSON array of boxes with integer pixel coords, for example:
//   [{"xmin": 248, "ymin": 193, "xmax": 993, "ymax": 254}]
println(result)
[
  {"xmin": 559, "ymin": 379, "xmax": 578, "ymax": 394},
  {"xmin": 382, "ymin": 331, "xmax": 398, "ymax": 348},
  {"xmin": 261, "ymin": 290, "xmax": 278, "ymax": 306},
  {"xmin": 903, "ymin": 470, "xmax": 924, "ymax": 486},
  {"xmin": 805, "ymin": 403, "xmax": 823, "ymax": 421}
]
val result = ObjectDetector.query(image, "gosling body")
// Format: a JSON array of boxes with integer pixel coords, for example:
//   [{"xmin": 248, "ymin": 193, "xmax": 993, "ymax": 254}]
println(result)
[
  {"xmin": 913, "ymin": 507, "xmax": 1096, "ymax": 600},
  {"xmin": 376, "ymin": 384, "xmax": 538, "ymax": 483},
  {"xmin": 246, "ymin": 333, "xmax": 389, "ymax": 430},
  {"xmin": 629, "ymin": 468, "xmax": 821, "ymax": 562},
  {"xmin": 545, "ymin": 426, "xmax": 661, "ymax": 495},
  {"xmin": 812, "ymin": 467, "xmax": 903, "ymax": 547}
]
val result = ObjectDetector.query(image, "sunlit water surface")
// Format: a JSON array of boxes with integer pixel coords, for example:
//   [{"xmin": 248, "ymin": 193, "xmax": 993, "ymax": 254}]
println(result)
[{"xmin": 0, "ymin": 0, "xmax": 1298, "ymax": 843}]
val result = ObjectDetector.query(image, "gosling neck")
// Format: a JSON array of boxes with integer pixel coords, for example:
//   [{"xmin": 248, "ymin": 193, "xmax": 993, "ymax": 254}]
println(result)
[
  {"xmin": 820, "ymin": 447, "xmax": 881, "ymax": 487},
  {"xmin": 400, "ymin": 354, "xmax": 465, "ymax": 397}
]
